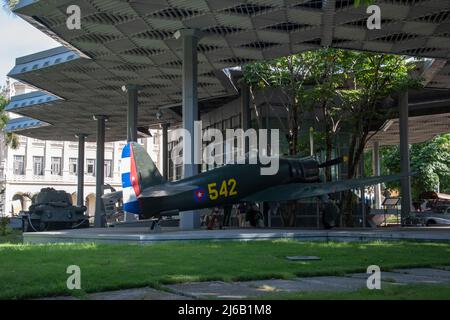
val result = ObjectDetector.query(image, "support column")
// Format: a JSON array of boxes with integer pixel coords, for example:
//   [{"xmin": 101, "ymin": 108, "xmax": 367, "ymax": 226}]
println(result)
[
  {"xmin": 309, "ymin": 127, "xmax": 314, "ymax": 157},
  {"xmin": 123, "ymin": 84, "xmax": 140, "ymax": 143},
  {"xmin": 240, "ymin": 82, "xmax": 251, "ymax": 131},
  {"xmin": 175, "ymin": 28, "xmax": 202, "ymax": 229},
  {"xmin": 76, "ymin": 134, "xmax": 87, "ymax": 207},
  {"xmin": 372, "ymin": 141, "xmax": 381, "ymax": 209},
  {"xmin": 399, "ymin": 91, "xmax": 411, "ymax": 224},
  {"xmin": 161, "ymin": 123, "xmax": 169, "ymax": 179},
  {"xmin": 94, "ymin": 115, "xmax": 107, "ymax": 228}
]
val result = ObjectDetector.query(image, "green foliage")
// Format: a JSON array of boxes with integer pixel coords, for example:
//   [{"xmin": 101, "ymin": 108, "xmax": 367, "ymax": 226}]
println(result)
[
  {"xmin": 354, "ymin": 0, "xmax": 376, "ymax": 7},
  {"xmin": 338, "ymin": 53, "xmax": 420, "ymax": 225},
  {"xmin": 1, "ymin": 0, "xmax": 18, "ymax": 13},
  {"xmin": 242, "ymin": 49, "xmax": 422, "ymax": 225},
  {"xmin": 382, "ymin": 134, "xmax": 450, "ymax": 199},
  {"xmin": 0, "ymin": 216, "xmax": 10, "ymax": 236},
  {"xmin": 0, "ymin": 94, "xmax": 19, "ymax": 149},
  {"xmin": 242, "ymin": 54, "xmax": 319, "ymax": 155}
]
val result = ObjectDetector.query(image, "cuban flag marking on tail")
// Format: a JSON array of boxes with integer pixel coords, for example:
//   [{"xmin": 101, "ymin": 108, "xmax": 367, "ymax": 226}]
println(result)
[{"xmin": 121, "ymin": 143, "xmax": 141, "ymax": 214}]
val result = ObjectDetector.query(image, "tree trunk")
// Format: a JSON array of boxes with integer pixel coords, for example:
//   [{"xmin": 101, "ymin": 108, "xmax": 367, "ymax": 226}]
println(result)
[
  {"xmin": 325, "ymin": 131, "xmax": 333, "ymax": 182},
  {"xmin": 280, "ymin": 202, "xmax": 297, "ymax": 227},
  {"xmin": 342, "ymin": 130, "xmax": 369, "ymax": 227}
]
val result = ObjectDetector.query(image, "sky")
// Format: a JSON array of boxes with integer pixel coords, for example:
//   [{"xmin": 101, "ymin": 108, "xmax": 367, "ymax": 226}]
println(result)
[{"xmin": 0, "ymin": 7, "xmax": 59, "ymax": 87}]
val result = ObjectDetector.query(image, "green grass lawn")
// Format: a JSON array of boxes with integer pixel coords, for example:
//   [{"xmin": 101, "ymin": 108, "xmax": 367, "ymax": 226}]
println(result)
[
  {"xmin": 0, "ymin": 229, "xmax": 22, "ymax": 244},
  {"xmin": 1, "ymin": 239, "xmax": 450, "ymax": 299},
  {"xmin": 256, "ymin": 284, "xmax": 450, "ymax": 300}
]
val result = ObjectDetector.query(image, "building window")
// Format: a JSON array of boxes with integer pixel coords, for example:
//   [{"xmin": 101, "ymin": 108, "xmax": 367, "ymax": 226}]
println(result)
[
  {"xmin": 51, "ymin": 157, "xmax": 62, "ymax": 175},
  {"xmin": 33, "ymin": 156, "xmax": 44, "ymax": 176},
  {"xmin": 13, "ymin": 155, "xmax": 25, "ymax": 175},
  {"xmin": 69, "ymin": 158, "xmax": 77, "ymax": 175},
  {"xmin": 86, "ymin": 159, "xmax": 95, "ymax": 176},
  {"xmin": 104, "ymin": 160, "xmax": 112, "ymax": 178}
]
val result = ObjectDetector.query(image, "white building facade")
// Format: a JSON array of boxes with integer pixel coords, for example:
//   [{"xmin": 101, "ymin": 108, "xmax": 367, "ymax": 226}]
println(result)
[{"xmin": 1, "ymin": 80, "xmax": 162, "ymax": 217}]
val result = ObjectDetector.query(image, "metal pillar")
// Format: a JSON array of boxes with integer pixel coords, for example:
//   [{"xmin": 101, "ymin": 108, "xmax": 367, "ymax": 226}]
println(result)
[
  {"xmin": 161, "ymin": 123, "xmax": 169, "ymax": 179},
  {"xmin": 94, "ymin": 115, "xmax": 107, "ymax": 228},
  {"xmin": 175, "ymin": 28, "xmax": 202, "ymax": 229},
  {"xmin": 175, "ymin": 29, "xmax": 201, "ymax": 178},
  {"xmin": 76, "ymin": 134, "xmax": 87, "ymax": 207},
  {"xmin": 123, "ymin": 84, "xmax": 140, "ymax": 143},
  {"xmin": 240, "ymin": 82, "xmax": 251, "ymax": 131},
  {"xmin": 309, "ymin": 127, "xmax": 314, "ymax": 157},
  {"xmin": 372, "ymin": 141, "xmax": 381, "ymax": 209},
  {"xmin": 399, "ymin": 91, "xmax": 412, "ymax": 224}
]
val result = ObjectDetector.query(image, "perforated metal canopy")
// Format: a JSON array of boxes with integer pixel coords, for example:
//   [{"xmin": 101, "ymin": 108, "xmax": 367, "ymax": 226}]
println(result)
[{"xmin": 6, "ymin": 0, "xmax": 450, "ymax": 142}]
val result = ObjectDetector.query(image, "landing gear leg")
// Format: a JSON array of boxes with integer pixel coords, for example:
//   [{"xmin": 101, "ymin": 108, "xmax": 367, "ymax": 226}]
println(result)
[{"xmin": 149, "ymin": 218, "xmax": 162, "ymax": 233}]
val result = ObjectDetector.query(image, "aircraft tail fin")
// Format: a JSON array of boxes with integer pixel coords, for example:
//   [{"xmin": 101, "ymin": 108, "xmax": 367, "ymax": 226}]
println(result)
[{"xmin": 121, "ymin": 142, "xmax": 165, "ymax": 214}]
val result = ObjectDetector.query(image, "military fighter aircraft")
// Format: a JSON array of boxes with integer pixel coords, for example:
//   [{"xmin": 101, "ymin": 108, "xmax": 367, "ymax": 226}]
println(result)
[{"xmin": 103, "ymin": 142, "xmax": 404, "ymax": 227}]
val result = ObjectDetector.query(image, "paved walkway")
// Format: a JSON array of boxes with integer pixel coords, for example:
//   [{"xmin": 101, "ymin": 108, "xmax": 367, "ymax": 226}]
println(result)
[
  {"xmin": 23, "ymin": 226, "xmax": 450, "ymax": 244},
  {"xmin": 40, "ymin": 266, "xmax": 450, "ymax": 300}
]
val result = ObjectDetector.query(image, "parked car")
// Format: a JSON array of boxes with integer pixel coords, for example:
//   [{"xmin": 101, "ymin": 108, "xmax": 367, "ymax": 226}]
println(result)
[{"xmin": 420, "ymin": 205, "xmax": 450, "ymax": 226}]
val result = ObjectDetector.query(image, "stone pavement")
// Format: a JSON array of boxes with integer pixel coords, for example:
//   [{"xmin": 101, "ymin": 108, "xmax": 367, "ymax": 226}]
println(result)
[
  {"xmin": 39, "ymin": 266, "xmax": 450, "ymax": 300},
  {"xmin": 24, "ymin": 226, "xmax": 450, "ymax": 245}
]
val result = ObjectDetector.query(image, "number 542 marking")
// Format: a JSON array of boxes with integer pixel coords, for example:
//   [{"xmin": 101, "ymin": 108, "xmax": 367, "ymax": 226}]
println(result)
[{"xmin": 208, "ymin": 179, "xmax": 238, "ymax": 200}]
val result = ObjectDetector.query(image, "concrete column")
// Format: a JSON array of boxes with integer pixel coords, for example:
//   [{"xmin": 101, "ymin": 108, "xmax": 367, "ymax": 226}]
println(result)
[
  {"xmin": 240, "ymin": 82, "xmax": 251, "ymax": 131},
  {"xmin": 76, "ymin": 134, "xmax": 87, "ymax": 207},
  {"xmin": 175, "ymin": 29, "xmax": 201, "ymax": 178},
  {"xmin": 175, "ymin": 28, "xmax": 202, "ymax": 229},
  {"xmin": 44, "ymin": 141, "xmax": 51, "ymax": 176},
  {"xmin": 372, "ymin": 141, "xmax": 381, "ymax": 209},
  {"xmin": 123, "ymin": 84, "xmax": 140, "ymax": 143},
  {"xmin": 309, "ymin": 127, "xmax": 314, "ymax": 157},
  {"xmin": 399, "ymin": 91, "xmax": 412, "ymax": 224},
  {"xmin": 123, "ymin": 84, "xmax": 141, "ymax": 222},
  {"xmin": 25, "ymin": 137, "xmax": 32, "ymax": 176},
  {"xmin": 161, "ymin": 123, "xmax": 169, "ymax": 179},
  {"xmin": 94, "ymin": 115, "xmax": 107, "ymax": 228}
]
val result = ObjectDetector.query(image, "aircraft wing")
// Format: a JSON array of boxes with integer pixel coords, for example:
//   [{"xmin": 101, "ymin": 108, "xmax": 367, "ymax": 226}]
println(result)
[
  {"xmin": 243, "ymin": 174, "xmax": 405, "ymax": 202},
  {"xmin": 138, "ymin": 183, "xmax": 199, "ymax": 198}
]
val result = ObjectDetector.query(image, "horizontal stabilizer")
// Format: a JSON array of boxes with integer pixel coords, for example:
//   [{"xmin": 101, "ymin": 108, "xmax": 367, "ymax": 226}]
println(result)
[{"xmin": 243, "ymin": 174, "xmax": 406, "ymax": 202}]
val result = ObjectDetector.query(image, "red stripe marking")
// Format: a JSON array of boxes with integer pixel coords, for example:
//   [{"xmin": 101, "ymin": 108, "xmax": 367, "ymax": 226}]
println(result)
[{"xmin": 130, "ymin": 144, "xmax": 141, "ymax": 197}]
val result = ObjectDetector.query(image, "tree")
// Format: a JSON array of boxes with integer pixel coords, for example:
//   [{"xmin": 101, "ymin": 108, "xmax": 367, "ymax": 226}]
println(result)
[
  {"xmin": 242, "ymin": 54, "xmax": 317, "ymax": 156},
  {"xmin": 338, "ymin": 53, "xmax": 420, "ymax": 226},
  {"xmin": 307, "ymin": 49, "xmax": 354, "ymax": 181},
  {"xmin": 0, "ymin": 94, "xmax": 19, "ymax": 149},
  {"xmin": 382, "ymin": 134, "xmax": 450, "ymax": 199},
  {"xmin": 2, "ymin": 0, "xmax": 18, "ymax": 11}
]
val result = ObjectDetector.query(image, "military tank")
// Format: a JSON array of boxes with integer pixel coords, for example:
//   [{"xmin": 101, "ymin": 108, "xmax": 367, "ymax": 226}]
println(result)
[{"xmin": 21, "ymin": 188, "xmax": 89, "ymax": 232}]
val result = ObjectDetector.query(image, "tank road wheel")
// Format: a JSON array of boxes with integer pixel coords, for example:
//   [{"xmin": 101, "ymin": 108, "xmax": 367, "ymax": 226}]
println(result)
[
  {"xmin": 38, "ymin": 221, "xmax": 49, "ymax": 231},
  {"xmin": 26, "ymin": 220, "xmax": 48, "ymax": 232}
]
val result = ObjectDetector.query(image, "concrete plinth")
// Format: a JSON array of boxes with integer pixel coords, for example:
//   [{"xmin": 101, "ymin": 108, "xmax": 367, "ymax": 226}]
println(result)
[{"xmin": 179, "ymin": 211, "xmax": 201, "ymax": 229}]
